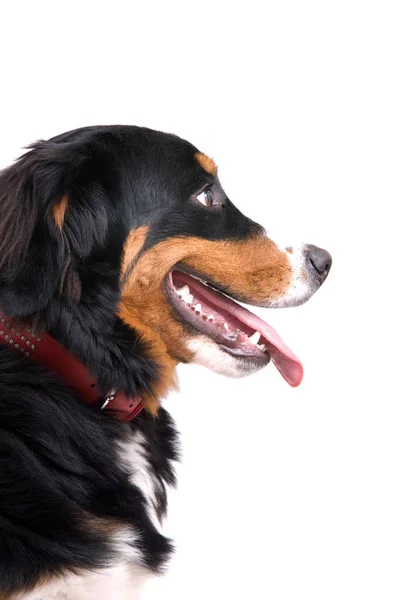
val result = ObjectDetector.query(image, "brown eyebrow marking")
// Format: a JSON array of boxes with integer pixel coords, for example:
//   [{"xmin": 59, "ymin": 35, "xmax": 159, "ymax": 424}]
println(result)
[{"xmin": 195, "ymin": 152, "xmax": 218, "ymax": 176}]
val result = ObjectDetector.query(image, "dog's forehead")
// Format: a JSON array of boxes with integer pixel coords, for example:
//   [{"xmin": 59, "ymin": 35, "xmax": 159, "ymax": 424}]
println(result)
[
  {"xmin": 49, "ymin": 125, "xmax": 255, "ymax": 240},
  {"xmin": 128, "ymin": 132, "xmax": 213, "ymax": 191}
]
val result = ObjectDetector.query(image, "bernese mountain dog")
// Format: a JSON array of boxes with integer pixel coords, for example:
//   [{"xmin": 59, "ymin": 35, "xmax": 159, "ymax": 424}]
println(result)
[{"xmin": 0, "ymin": 126, "xmax": 331, "ymax": 599}]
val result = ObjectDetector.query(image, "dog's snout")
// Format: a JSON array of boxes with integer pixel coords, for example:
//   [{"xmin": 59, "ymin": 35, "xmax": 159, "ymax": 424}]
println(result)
[{"xmin": 305, "ymin": 244, "xmax": 332, "ymax": 283}]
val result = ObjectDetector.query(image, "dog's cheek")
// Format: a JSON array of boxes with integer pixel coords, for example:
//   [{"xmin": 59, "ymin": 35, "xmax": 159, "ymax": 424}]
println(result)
[
  {"xmin": 121, "ymin": 226, "xmax": 150, "ymax": 281},
  {"xmin": 121, "ymin": 234, "xmax": 197, "ymax": 363},
  {"xmin": 118, "ymin": 299, "xmax": 179, "ymax": 412},
  {"xmin": 120, "ymin": 287, "xmax": 194, "ymax": 366},
  {"xmin": 121, "ymin": 226, "xmax": 187, "ymax": 405}
]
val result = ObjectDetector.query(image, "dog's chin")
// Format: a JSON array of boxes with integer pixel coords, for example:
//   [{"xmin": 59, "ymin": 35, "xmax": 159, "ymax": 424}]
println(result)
[{"xmin": 186, "ymin": 336, "xmax": 270, "ymax": 378}]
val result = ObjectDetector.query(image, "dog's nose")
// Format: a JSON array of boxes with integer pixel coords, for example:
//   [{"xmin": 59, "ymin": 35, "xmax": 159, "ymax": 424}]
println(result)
[{"xmin": 305, "ymin": 245, "xmax": 332, "ymax": 284}]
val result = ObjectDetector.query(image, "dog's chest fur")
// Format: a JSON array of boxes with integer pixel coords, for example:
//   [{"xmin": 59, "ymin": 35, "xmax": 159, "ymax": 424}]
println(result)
[
  {"xmin": 19, "ymin": 565, "xmax": 151, "ymax": 600},
  {"xmin": 19, "ymin": 435, "xmax": 167, "ymax": 600},
  {"xmin": 0, "ymin": 346, "xmax": 179, "ymax": 599}
]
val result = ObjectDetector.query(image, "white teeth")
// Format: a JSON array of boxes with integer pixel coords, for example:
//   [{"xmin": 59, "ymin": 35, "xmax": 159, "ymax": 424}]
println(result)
[
  {"xmin": 249, "ymin": 331, "xmax": 261, "ymax": 345},
  {"xmin": 177, "ymin": 285, "xmax": 190, "ymax": 298},
  {"xmin": 195, "ymin": 303, "xmax": 202, "ymax": 313},
  {"xmin": 186, "ymin": 294, "xmax": 194, "ymax": 305},
  {"xmin": 258, "ymin": 343, "xmax": 266, "ymax": 351},
  {"xmin": 224, "ymin": 323, "xmax": 229, "ymax": 330},
  {"xmin": 208, "ymin": 315, "xmax": 214, "ymax": 322}
]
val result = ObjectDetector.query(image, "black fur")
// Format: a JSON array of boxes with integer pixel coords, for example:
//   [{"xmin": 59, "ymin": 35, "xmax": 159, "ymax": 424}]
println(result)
[
  {"xmin": 0, "ymin": 125, "xmax": 258, "ymax": 596},
  {"xmin": 0, "ymin": 344, "xmax": 179, "ymax": 595},
  {"xmin": 0, "ymin": 126, "xmax": 259, "ymax": 399}
]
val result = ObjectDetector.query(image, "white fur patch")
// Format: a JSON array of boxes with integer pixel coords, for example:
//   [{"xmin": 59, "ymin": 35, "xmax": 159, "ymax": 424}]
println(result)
[
  {"xmin": 16, "ymin": 435, "xmax": 167, "ymax": 600},
  {"xmin": 119, "ymin": 430, "xmax": 162, "ymax": 529},
  {"xmin": 265, "ymin": 232, "xmax": 316, "ymax": 307},
  {"xmin": 111, "ymin": 526, "xmax": 145, "ymax": 563},
  {"xmin": 188, "ymin": 336, "xmax": 259, "ymax": 377},
  {"xmin": 19, "ymin": 563, "xmax": 151, "ymax": 600},
  {"xmin": 18, "ymin": 528, "xmax": 149, "ymax": 600}
]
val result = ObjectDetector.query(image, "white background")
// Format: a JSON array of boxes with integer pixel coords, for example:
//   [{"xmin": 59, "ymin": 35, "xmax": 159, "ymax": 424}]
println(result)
[{"xmin": 1, "ymin": 2, "xmax": 399, "ymax": 598}]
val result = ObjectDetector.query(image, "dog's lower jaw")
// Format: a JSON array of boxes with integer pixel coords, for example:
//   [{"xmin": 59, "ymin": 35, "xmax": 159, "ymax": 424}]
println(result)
[{"xmin": 187, "ymin": 336, "xmax": 268, "ymax": 378}]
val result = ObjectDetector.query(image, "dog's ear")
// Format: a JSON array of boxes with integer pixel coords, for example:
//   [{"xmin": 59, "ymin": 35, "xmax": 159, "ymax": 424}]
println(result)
[{"xmin": 0, "ymin": 140, "xmax": 112, "ymax": 316}]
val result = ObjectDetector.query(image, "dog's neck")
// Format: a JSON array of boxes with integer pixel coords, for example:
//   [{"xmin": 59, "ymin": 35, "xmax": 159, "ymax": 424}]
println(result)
[
  {"xmin": 0, "ymin": 313, "xmax": 145, "ymax": 421},
  {"xmin": 0, "ymin": 238, "xmax": 179, "ymax": 416}
]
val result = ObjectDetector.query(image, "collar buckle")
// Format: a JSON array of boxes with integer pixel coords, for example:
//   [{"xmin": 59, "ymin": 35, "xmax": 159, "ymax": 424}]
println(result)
[{"xmin": 100, "ymin": 389, "xmax": 116, "ymax": 410}]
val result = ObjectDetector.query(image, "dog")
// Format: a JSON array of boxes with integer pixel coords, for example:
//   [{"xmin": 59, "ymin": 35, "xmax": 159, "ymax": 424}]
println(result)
[{"xmin": 0, "ymin": 125, "xmax": 331, "ymax": 599}]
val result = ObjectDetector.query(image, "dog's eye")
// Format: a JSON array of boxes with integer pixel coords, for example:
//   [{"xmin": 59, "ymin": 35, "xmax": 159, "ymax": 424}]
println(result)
[{"xmin": 196, "ymin": 188, "xmax": 214, "ymax": 207}]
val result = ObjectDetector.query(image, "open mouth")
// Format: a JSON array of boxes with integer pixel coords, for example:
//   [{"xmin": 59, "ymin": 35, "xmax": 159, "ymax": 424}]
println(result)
[{"xmin": 165, "ymin": 269, "xmax": 303, "ymax": 387}]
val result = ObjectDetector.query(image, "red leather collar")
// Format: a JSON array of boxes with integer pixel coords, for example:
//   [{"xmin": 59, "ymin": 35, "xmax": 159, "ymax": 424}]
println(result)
[{"xmin": 0, "ymin": 314, "xmax": 144, "ymax": 422}]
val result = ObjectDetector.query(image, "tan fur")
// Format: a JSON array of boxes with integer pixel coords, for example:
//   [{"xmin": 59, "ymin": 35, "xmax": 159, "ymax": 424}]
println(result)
[
  {"xmin": 119, "ymin": 300, "xmax": 178, "ymax": 414},
  {"xmin": 119, "ymin": 226, "xmax": 178, "ymax": 413},
  {"xmin": 52, "ymin": 195, "xmax": 69, "ymax": 229},
  {"xmin": 120, "ymin": 230, "xmax": 292, "ymax": 385},
  {"xmin": 121, "ymin": 226, "xmax": 149, "ymax": 278},
  {"xmin": 194, "ymin": 152, "xmax": 218, "ymax": 176}
]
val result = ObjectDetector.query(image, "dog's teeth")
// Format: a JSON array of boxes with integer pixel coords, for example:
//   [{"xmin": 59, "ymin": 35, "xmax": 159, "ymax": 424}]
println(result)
[
  {"xmin": 258, "ymin": 343, "xmax": 266, "ymax": 351},
  {"xmin": 208, "ymin": 315, "xmax": 214, "ymax": 322},
  {"xmin": 178, "ymin": 285, "xmax": 190, "ymax": 298},
  {"xmin": 224, "ymin": 323, "xmax": 229, "ymax": 330},
  {"xmin": 186, "ymin": 294, "xmax": 194, "ymax": 305},
  {"xmin": 249, "ymin": 331, "xmax": 261, "ymax": 345},
  {"xmin": 195, "ymin": 303, "xmax": 202, "ymax": 313}
]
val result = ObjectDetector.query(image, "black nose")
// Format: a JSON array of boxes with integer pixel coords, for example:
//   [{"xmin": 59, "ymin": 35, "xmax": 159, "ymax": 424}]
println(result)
[{"xmin": 305, "ymin": 245, "xmax": 332, "ymax": 284}]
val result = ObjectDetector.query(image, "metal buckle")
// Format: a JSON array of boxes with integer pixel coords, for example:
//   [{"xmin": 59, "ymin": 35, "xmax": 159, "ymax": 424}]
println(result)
[{"xmin": 100, "ymin": 389, "xmax": 116, "ymax": 410}]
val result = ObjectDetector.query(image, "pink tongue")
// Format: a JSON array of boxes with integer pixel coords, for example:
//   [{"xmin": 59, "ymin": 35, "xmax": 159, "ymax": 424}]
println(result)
[
  {"xmin": 229, "ymin": 304, "xmax": 304, "ymax": 387},
  {"xmin": 172, "ymin": 272, "xmax": 304, "ymax": 387},
  {"xmin": 188, "ymin": 277, "xmax": 303, "ymax": 387}
]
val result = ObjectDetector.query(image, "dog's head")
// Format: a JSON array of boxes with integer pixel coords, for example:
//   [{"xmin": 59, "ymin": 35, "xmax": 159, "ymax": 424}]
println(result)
[{"xmin": 0, "ymin": 126, "xmax": 331, "ymax": 409}]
